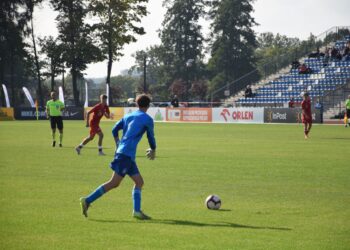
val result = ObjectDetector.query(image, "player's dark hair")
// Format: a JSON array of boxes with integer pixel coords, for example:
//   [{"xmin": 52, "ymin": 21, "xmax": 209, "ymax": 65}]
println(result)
[
  {"xmin": 136, "ymin": 94, "xmax": 151, "ymax": 108},
  {"xmin": 101, "ymin": 94, "xmax": 107, "ymax": 100},
  {"xmin": 303, "ymin": 92, "xmax": 309, "ymax": 97}
]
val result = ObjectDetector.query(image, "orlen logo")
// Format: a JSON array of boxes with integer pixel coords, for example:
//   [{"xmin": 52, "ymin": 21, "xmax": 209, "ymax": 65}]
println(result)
[
  {"xmin": 220, "ymin": 109, "xmax": 254, "ymax": 122},
  {"xmin": 220, "ymin": 109, "xmax": 230, "ymax": 122},
  {"xmin": 232, "ymin": 111, "xmax": 253, "ymax": 120}
]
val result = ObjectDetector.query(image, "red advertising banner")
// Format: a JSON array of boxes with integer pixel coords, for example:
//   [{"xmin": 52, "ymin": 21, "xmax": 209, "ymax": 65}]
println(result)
[{"xmin": 166, "ymin": 108, "xmax": 212, "ymax": 122}]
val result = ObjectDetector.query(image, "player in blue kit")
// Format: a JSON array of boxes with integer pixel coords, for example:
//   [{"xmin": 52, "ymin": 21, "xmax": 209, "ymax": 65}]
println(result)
[{"xmin": 80, "ymin": 94, "xmax": 156, "ymax": 220}]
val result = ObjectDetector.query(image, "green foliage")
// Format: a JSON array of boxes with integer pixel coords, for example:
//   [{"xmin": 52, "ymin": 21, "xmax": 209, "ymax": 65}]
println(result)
[
  {"xmin": 207, "ymin": 0, "xmax": 259, "ymax": 99},
  {"xmin": 39, "ymin": 36, "xmax": 65, "ymax": 91},
  {"xmin": 51, "ymin": 0, "xmax": 103, "ymax": 106},
  {"xmin": 109, "ymin": 74, "xmax": 139, "ymax": 100},
  {"xmin": 160, "ymin": 0, "xmax": 206, "ymax": 85},
  {"xmin": 131, "ymin": 45, "xmax": 175, "ymax": 100},
  {"xmin": 89, "ymin": 0, "xmax": 148, "ymax": 104},
  {"xmin": 0, "ymin": 0, "xmax": 33, "ymax": 106},
  {"xmin": 1, "ymin": 121, "xmax": 350, "ymax": 249},
  {"xmin": 89, "ymin": 0, "xmax": 148, "ymax": 61}
]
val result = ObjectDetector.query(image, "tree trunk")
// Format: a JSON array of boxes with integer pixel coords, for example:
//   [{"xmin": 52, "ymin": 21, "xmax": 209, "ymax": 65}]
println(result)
[
  {"xmin": 72, "ymin": 69, "xmax": 80, "ymax": 107},
  {"xmin": 68, "ymin": 1, "xmax": 79, "ymax": 106},
  {"xmin": 106, "ymin": 4, "xmax": 114, "ymax": 106},
  {"xmin": 10, "ymin": 51, "xmax": 16, "ymax": 107},
  {"xmin": 51, "ymin": 58, "xmax": 55, "ymax": 91},
  {"xmin": 30, "ymin": 11, "xmax": 43, "ymax": 107},
  {"xmin": 62, "ymin": 69, "xmax": 65, "ymax": 90},
  {"xmin": 107, "ymin": 54, "xmax": 113, "ymax": 105}
]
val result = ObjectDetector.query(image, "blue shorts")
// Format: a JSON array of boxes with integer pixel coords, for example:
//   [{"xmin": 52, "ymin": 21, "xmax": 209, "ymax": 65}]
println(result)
[{"xmin": 110, "ymin": 154, "xmax": 140, "ymax": 177}]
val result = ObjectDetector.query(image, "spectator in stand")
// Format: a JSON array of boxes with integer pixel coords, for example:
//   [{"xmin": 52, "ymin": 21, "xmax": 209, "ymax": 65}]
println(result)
[
  {"xmin": 308, "ymin": 47, "xmax": 323, "ymax": 58},
  {"xmin": 171, "ymin": 95, "xmax": 179, "ymax": 108},
  {"xmin": 323, "ymin": 47, "xmax": 331, "ymax": 65},
  {"xmin": 315, "ymin": 99, "xmax": 323, "ymax": 123},
  {"xmin": 288, "ymin": 98, "xmax": 295, "ymax": 108},
  {"xmin": 331, "ymin": 47, "xmax": 342, "ymax": 60},
  {"xmin": 342, "ymin": 41, "xmax": 350, "ymax": 61},
  {"xmin": 298, "ymin": 63, "xmax": 312, "ymax": 74},
  {"xmin": 244, "ymin": 85, "xmax": 253, "ymax": 98},
  {"xmin": 291, "ymin": 59, "xmax": 300, "ymax": 69},
  {"xmin": 345, "ymin": 95, "xmax": 350, "ymax": 127}
]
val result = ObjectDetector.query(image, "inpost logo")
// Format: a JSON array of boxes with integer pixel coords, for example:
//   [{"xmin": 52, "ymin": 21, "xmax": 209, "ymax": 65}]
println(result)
[
  {"xmin": 267, "ymin": 111, "xmax": 287, "ymax": 122},
  {"xmin": 272, "ymin": 112, "xmax": 287, "ymax": 120}
]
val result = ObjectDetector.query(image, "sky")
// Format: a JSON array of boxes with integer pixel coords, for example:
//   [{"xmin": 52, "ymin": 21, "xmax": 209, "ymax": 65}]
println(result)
[{"xmin": 33, "ymin": 0, "xmax": 350, "ymax": 79}]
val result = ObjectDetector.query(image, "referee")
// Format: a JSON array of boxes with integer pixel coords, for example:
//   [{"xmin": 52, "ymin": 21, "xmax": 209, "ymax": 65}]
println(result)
[{"xmin": 46, "ymin": 91, "xmax": 65, "ymax": 147}]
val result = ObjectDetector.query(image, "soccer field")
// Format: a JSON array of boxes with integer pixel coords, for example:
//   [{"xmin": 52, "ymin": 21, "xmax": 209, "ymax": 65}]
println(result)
[{"xmin": 0, "ymin": 121, "xmax": 349, "ymax": 249}]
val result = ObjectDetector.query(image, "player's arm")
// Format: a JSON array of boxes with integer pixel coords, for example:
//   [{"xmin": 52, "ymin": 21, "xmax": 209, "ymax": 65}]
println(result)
[
  {"xmin": 112, "ymin": 118, "xmax": 124, "ymax": 149},
  {"xmin": 46, "ymin": 103, "xmax": 50, "ymax": 119},
  {"xmin": 146, "ymin": 120, "xmax": 156, "ymax": 160},
  {"xmin": 104, "ymin": 107, "xmax": 110, "ymax": 119},
  {"xmin": 86, "ymin": 106, "xmax": 97, "ymax": 127},
  {"xmin": 85, "ymin": 110, "xmax": 94, "ymax": 127}
]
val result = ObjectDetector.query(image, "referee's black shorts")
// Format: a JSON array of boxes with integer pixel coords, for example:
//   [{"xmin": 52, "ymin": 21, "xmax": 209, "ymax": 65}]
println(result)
[
  {"xmin": 347, "ymin": 109, "xmax": 350, "ymax": 118},
  {"xmin": 50, "ymin": 116, "xmax": 63, "ymax": 130}
]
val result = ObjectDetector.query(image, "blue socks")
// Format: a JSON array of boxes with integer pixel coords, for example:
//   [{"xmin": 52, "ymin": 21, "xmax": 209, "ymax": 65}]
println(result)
[
  {"xmin": 85, "ymin": 185, "xmax": 141, "ymax": 212},
  {"xmin": 132, "ymin": 187, "xmax": 141, "ymax": 212},
  {"xmin": 86, "ymin": 185, "xmax": 105, "ymax": 204}
]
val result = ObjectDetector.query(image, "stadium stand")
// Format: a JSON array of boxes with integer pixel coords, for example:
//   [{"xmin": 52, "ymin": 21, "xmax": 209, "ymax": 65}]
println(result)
[{"xmin": 236, "ymin": 35, "xmax": 350, "ymax": 110}]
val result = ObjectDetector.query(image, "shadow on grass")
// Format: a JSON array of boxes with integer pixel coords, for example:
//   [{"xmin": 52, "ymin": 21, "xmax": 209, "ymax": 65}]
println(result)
[
  {"xmin": 320, "ymin": 137, "xmax": 350, "ymax": 140},
  {"xmin": 89, "ymin": 218, "xmax": 291, "ymax": 231}
]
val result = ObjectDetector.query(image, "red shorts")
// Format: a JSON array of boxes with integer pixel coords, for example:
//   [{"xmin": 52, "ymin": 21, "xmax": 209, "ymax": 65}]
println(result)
[
  {"xmin": 302, "ymin": 115, "xmax": 312, "ymax": 124},
  {"xmin": 90, "ymin": 123, "xmax": 102, "ymax": 137}
]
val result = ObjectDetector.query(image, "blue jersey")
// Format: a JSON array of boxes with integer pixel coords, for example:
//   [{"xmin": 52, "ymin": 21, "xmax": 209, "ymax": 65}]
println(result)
[{"xmin": 112, "ymin": 110, "xmax": 156, "ymax": 161}]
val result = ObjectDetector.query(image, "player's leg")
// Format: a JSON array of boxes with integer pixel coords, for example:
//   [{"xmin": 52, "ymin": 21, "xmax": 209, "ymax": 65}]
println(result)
[
  {"xmin": 50, "ymin": 117, "xmax": 56, "ymax": 147},
  {"xmin": 129, "ymin": 161, "xmax": 150, "ymax": 220},
  {"xmin": 75, "ymin": 129, "xmax": 95, "ymax": 155},
  {"xmin": 80, "ymin": 172, "xmax": 124, "ymax": 217},
  {"xmin": 303, "ymin": 122, "xmax": 308, "ymax": 139},
  {"xmin": 130, "ymin": 174, "xmax": 144, "ymax": 211},
  {"xmin": 97, "ymin": 131, "xmax": 105, "ymax": 155},
  {"xmin": 57, "ymin": 117, "xmax": 63, "ymax": 147},
  {"xmin": 76, "ymin": 135, "xmax": 95, "ymax": 154},
  {"xmin": 307, "ymin": 122, "xmax": 312, "ymax": 136}
]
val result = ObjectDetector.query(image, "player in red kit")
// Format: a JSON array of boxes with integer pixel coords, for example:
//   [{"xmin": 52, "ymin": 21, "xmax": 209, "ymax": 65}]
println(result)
[
  {"xmin": 75, "ymin": 95, "xmax": 110, "ymax": 155},
  {"xmin": 301, "ymin": 92, "xmax": 312, "ymax": 139}
]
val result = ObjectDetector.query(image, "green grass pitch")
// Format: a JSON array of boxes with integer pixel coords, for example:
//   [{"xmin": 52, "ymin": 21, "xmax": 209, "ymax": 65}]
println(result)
[{"xmin": 0, "ymin": 121, "xmax": 349, "ymax": 249}]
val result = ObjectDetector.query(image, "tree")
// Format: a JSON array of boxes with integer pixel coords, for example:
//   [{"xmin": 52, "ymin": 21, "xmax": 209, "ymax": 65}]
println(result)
[
  {"xmin": 0, "ymin": 0, "xmax": 32, "ymax": 107},
  {"xmin": 190, "ymin": 79, "xmax": 208, "ymax": 101},
  {"xmin": 109, "ymin": 74, "xmax": 139, "ymax": 99},
  {"xmin": 39, "ymin": 36, "xmax": 64, "ymax": 91},
  {"xmin": 207, "ymin": 0, "xmax": 259, "ymax": 99},
  {"xmin": 131, "ymin": 46, "xmax": 171, "ymax": 96},
  {"xmin": 26, "ymin": 0, "xmax": 44, "ymax": 106},
  {"xmin": 255, "ymin": 32, "xmax": 301, "ymax": 77},
  {"xmin": 169, "ymin": 79, "xmax": 187, "ymax": 99},
  {"xmin": 89, "ymin": 0, "xmax": 148, "ymax": 105},
  {"xmin": 51, "ymin": 0, "xmax": 103, "ymax": 106},
  {"xmin": 160, "ymin": 0, "xmax": 206, "ymax": 98}
]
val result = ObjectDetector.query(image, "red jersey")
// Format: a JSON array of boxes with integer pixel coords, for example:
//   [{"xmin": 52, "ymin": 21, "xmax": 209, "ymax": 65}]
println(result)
[
  {"xmin": 89, "ymin": 103, "xmax": 110, "ymax": 124},
  {"xmin": 301, "ymin": 99, "xmax": 312, "ymax": 123}
]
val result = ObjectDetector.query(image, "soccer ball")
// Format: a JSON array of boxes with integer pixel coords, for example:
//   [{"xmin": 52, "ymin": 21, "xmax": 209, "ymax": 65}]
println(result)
[{"xmin": 205, "ymin": 194, "xmax": 221, "ymax": 210}]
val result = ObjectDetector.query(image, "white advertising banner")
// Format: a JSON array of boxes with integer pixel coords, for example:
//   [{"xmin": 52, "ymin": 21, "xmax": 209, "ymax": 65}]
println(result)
[
  {"xmin": 22, "ymin": 87, "xmax": 35, "ymax": 107},
  {"xmin": 59, "ymin": 86, "xmax": 65, "ymax": 104},
  {"xmin": 124, "ymin": 107, "xmax": 166, "ymax": 122},
  {"xmin": 212, "ymin": 108, "xmax": 264, "ymax": 123},
  {"xmin": 2, "ymin": 84, "xmax": 10, "ymax": 107}
]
